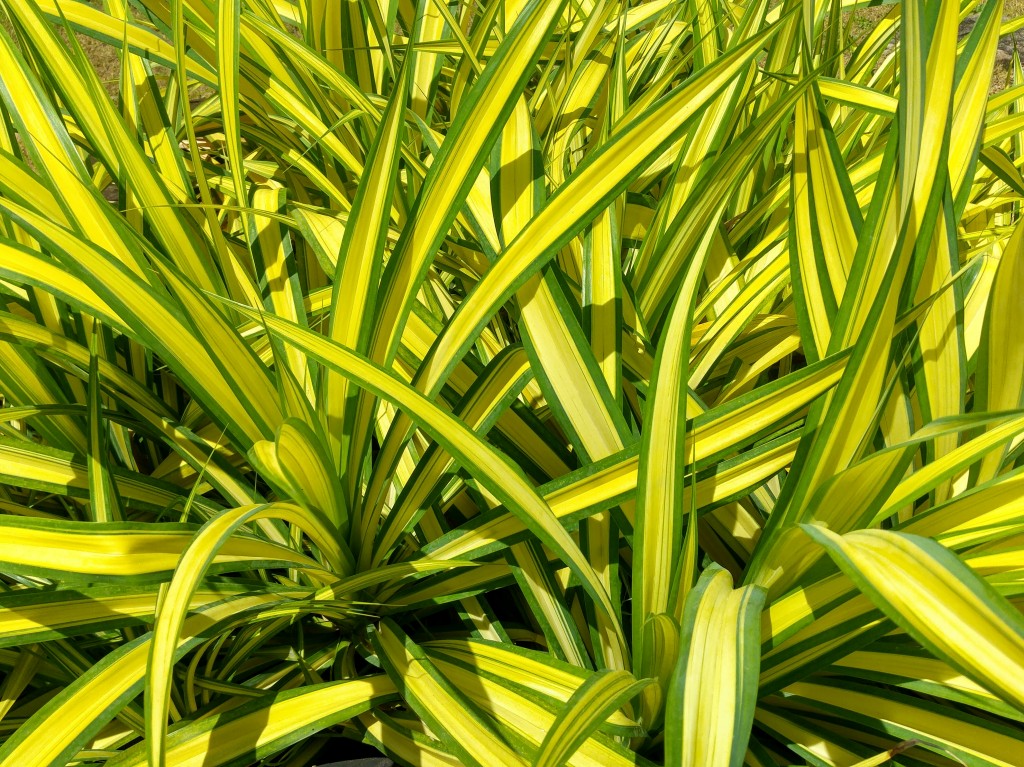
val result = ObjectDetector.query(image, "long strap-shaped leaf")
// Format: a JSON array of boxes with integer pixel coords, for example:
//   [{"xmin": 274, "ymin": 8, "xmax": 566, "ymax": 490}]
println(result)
[
  {"xmin": 782, "ymin": 679, "xmax": 1024, "ymax": 766},
  {"xmin": 0, "ymin": 592, "xmax": 295, "ymax": 766},
  {"xmin": 0, "ymin": 199, "xmax": 282, "ymax": 447},
  {"xmin": 535, "ymin": 670, "xmax": 650, "ymax": 767},
  {"xmin": 368, "ymin": 0, "xmax": 568, "ymax": 369},
  {"xmin": 0, "ymin": 584, "xmax": 269, "ymax": 648},
  {"xmin": 410, "ymin": 18, "xmax": 790, "ymax": 408},
  {"xmin": 746, "ymin": 0, "xmax": 962, "ymax": 592},
  {"xmin": 5, "ymin": 0, "xmax": 224, "ymax": 293},
  {"xmin": 804, "ymin": 525, "xmax": 1024, "ymax": 713},
  {"xmin": 145, "ymin": 502, "xmax": 343, "ymax": 767},
  {"xmin": 975, "ymin": 217, "xmax": 1024, "ymax": 483},
  {"xmin": 425, "ymin": 651, "xmax": 644, "ymax": 766},
  {"xmin": 789, "ymin": 81, "xmax": 861, "ymax": 361},
  {"xmin": 324, "ymin": 36, "xmax": 412, "ymax": 514},
  {"xmin": 664, "ymin": 566, "xmax": 765, "ymax": 767},
  {"xmin": 250, "ymin": 419, "xmax": 353, "ymax": 568},
  {"xmin": 422, "ymin": 352, "xmax": 845, "ymax": 565},
  {"xmin": 351, "ymin": 0, "xmax": 570, "ymax": 535},
  {"xmin": 372, "ymin": 346, "xmax": 531, "ymax": 569},
  {"xmin": 355, "ymin": 17, "xmax": 795, "ymax": 564},
  {"xmin": 631, "ymin": 83, "xmax": 810, "ymax": 682},
  {"xmin": 0, "ymin": 514, "xmax": 320, "ymax": 580},
  {"xmin": 761, "ymin": 412, "xmax": 1024, "ymax": 589},
  {"xmin": 912, "ymin": 0, "xmax": 1000, "ymax": 486},
  {"xmin": 222, "ymin": 304, "xmax": 624, "ymax": 633},
  {"xmin": 112, "ymin": 676, "xmax": 396, "ymax": 767},
  {"xmin": 423, "ymin": 638, "xmax": 637, "ymax": 730},
  {"xmin": 372, "ymin": 619, "xmax": 529, "ymax": 766},
  {"xmin": 0, "ymin": 17, "xmax": 148, "ymax": 279}
]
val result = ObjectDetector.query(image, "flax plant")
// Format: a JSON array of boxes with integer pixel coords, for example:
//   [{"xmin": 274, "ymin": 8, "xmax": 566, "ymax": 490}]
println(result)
[{"xmin": 0, "ymin": 0, "xmax": 1023, "ymax": 765}]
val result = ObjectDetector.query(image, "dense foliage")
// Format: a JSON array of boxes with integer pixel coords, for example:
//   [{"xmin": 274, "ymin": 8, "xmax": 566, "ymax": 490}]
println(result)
[{"xmin": 0, "ymin": 0, "xmax": 1023, "ymax": 764}]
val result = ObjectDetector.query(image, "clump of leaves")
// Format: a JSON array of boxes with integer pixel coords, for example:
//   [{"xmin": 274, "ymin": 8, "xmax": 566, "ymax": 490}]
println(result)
[{"xmin": 0, "ymin": 0, "xmax": 1023, "ymax": 765}]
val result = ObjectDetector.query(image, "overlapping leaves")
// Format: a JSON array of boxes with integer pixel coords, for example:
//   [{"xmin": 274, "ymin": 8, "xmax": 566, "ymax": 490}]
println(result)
[{"xmin": 0, "ymin": 0, "xmax": 1022, "ymax": 765}]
